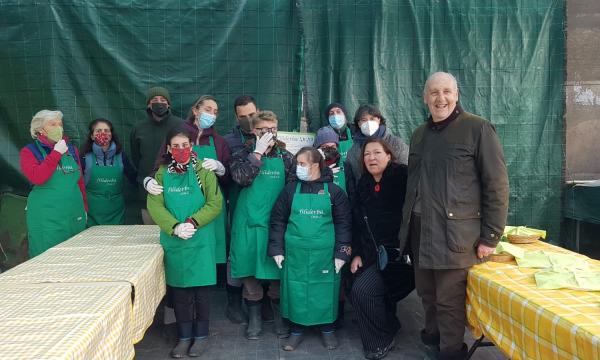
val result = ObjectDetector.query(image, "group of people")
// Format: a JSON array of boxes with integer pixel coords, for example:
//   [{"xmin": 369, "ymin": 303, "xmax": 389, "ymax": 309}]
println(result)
[{"xmin": 19, "ymin": 71, "xmax": 509, "ymax": 360}]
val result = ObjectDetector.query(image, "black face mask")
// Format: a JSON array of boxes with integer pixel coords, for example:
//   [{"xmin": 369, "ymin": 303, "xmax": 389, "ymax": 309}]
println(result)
[
  {"xmin": 150, "ymin": 103, "xmax": 169, "ymax": 117},
  {"xmin": 322, "ymin": 146, "xmax": 340, "ymax": 166},
  {"xmin": 238, "ymin": 117, "xmax": 253, "ymax": 134}
]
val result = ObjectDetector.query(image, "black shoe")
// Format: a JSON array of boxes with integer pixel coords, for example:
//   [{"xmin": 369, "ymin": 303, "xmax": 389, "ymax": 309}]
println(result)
[
  {"xmin": 170, "ymin": 339, "xmax": 191, "ymax": 358},
  {"xmin": 438, "ymin": 343, "xmax": 468, "ymax": 360},
  {"xmin": 261, "ymin": 295, "xmax": 274, "ymax": 322},
  {"xmin": 364, "ymin": 338, "xmax": 395, "ymax": 360},
  {"xmin": 282, "ymin": 332, "xmax": 304, "ymax": 351},
  {"xmin": 225, "ymin": 285, "xmax": 247, "ymax": 324},
  {"xmin": 188, "ymin": 337, "xmax": 208, "ymax": 357},
  {"xmin": 321, "ymin": 331, "xmax": 338, "ymax": 350},
  {"xmin": 245, "ymin": 300, "xmax": 262, "ymax": 340},
  {"xmin": 270, "ymin": 300, "xmax": 289, "ymax": 338}
]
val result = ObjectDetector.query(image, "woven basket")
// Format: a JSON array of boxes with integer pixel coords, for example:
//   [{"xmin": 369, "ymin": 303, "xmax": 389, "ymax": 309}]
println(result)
[
  {"xmin": 489, "ymin": 253, "xmax": 515, "ymax": 263},
  {"xmin": 507, "ymin": 234, "xmax": 539, "ymax": 244}
]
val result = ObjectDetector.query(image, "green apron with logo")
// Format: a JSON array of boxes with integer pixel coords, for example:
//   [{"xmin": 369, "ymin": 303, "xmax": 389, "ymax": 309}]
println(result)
[
  {"xmin": 334, "ymin": 127, "xmax": 352, "ymax": 192},
  {"xmin": 193, "ymin": 136, "xmax": 226, "ymax": 263},
  {"xmin": 230, "ymin": 151, "xmax": 285, "ymax": 279},
  {"xmin": 86, "ymin": 152, "xmax": 124, "ymax": 226},
  {"xmin": 281, "ymin": 182, "xmax": 339, "ymax": 325},
  {"xmin": 27, "ymin": 141, "xmax": 86, "ymax": 257},
  {"xmin": 161, "ymin": 165, "xmax": 216, "ymax": 287}
]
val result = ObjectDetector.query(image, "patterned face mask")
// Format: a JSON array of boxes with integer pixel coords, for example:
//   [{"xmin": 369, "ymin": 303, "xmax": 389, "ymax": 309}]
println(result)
[{"xmin": 94, "ymin": 132, "xmax": 111, "ymax": 146}]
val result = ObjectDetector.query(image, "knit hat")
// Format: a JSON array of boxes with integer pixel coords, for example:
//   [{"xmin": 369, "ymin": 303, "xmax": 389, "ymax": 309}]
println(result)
[
  {"xmin": 314, "ymin": 126, "xmax": 339, "ymax": 148},
  {"xmin": 323, "ymin": 102, "xmax": 349, "ymax": 121},
  {"xmin": 147, "ymin": 87, "xmax": 171, "ymax": 104}
]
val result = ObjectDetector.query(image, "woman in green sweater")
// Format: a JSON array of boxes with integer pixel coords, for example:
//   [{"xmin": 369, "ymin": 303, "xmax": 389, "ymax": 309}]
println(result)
[{"xmin": 147, "ymin": 126, "xmax": 222, "ymax": 358}]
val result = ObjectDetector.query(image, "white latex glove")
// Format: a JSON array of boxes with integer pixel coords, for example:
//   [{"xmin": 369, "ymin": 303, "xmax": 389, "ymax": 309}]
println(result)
[
  {"xmin": 254, "ymin": 132, "xmax": 274, "ymax": 155},
  {"xmin": 273, "ymin": 255, "xmax": 284, "ymax": 269},
  {"xmin": 173, "ymin": 223, "xmax": 196, "ymax": 240},
  {"xmin": 334, "ymin": 258, "xmax": 346, "ymax": 273},
  {"xmin": 202, "ymin": 158, "xmax": 226, "ymax": 176},
  {"xmin": 329, "ymin": 163, "xmax": 340, "ymax": 174},
  {"xmin": 53, "ymin": 139, "xmax": 68, "ymax": 154},
  {"xmin": 144, "ymin": 176, "xmax": 163, "ymax": 195}
]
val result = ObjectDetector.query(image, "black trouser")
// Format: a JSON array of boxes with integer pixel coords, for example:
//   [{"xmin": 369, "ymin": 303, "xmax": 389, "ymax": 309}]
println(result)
[
  {"xmin": 350, "ymin": 264, "xmax": 402, "ymax": 352},
  {"xmin": 170, "ymin": 285, "xmax": 211, "ymax": 339},
  {"xmin": 290, "ymin": 322, "xmax": 335, "ymax": 334}
]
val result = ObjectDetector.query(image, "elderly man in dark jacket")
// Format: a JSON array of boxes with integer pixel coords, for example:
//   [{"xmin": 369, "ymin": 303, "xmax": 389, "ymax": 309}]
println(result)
[{"xmin": 398, "ymin": 72, "xmax": 509, "ymax": 360}]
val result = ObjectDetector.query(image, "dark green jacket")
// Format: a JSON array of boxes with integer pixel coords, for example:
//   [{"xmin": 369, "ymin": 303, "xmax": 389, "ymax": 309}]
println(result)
[
  {"xmin": 398, "ymin": 112, "xmax": 509, "ymax": 269},
  {"xmin": 130, "ymin": 110, "xmax": 183, "ymax": 184}
]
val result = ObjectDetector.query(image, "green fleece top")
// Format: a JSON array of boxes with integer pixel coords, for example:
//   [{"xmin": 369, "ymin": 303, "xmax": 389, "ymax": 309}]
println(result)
[{"xmin": 147, "ymin": 162, "xmax": 222, "ymax": 236}]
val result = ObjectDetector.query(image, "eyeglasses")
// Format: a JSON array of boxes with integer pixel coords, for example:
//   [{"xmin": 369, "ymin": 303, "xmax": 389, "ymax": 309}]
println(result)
[{"xmin": 255, "ymin": 127, "xmax": 277, "ymax": 133}]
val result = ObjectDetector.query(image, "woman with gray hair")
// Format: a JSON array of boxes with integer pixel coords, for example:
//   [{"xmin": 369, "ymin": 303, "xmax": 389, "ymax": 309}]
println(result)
[{"xmin": 19, "ymin": 110, "xmax": 87, "ymax": 257}]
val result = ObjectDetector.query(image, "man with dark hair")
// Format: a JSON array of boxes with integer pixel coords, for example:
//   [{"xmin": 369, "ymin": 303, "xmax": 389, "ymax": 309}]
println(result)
[
  {"xmin": 130, "ymin": 86, "xmax": 183, "ymax": 224},
  {"xmin": 398, "ymin": 72, "xmax": 509, "ymax": 360}
]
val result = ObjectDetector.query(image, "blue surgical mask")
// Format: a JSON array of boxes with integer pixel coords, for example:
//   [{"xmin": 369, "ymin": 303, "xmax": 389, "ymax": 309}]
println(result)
[
  {"xmin": 328, "ymin": 114, "xmax": 346, "ymax": 129},
  {"xmin": 296, "ymin": 165, "xmax": 311, "ymax": 181},
  {"xmin": 199, "ymin": 112, "xmax": 216, "ymax": 129}
]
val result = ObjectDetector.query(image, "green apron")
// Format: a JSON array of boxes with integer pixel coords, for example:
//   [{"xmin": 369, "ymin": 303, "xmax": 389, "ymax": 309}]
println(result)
[
  {"xmin": 161, "ymin": 165, "xmax": 216, "ymax": 287},
  {"xmin": 334, "ymin": 127, "xmax": 352, "ymax": 192},
  {"xmin": 280, "ymin": 182, "xmax": 339, "ymax": 325},
  {"xmin": 193, "ymin": 136, "xmax": 226, "ymax": 263},
  {"xmin": 27, "ymin": 141, "xmax": 86, "ymax": 257},
  {"xmin": 86, "ymin": 152, "xmax": 124, "ymax": 226},
  {"xmin": 230, "ymin": 151, "xmax": 285, "ymax": 279}
]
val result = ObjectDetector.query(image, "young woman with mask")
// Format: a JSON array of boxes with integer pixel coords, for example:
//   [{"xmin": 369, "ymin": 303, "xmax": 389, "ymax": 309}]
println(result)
[
  {"xmin": 268, "ymin": 147, "xmax": 352, "ymax": 351},
  {"xmin": 344, "ymin": 104, "xmax": 409, "ymax": 205},
  {"xmin": 314, "ymin": 102, "xmax": 355, "ymax": 170},
  {"xmin": 147, "ymin": 126, "xmax": 222, "ymax": 358},
  {"xmin": 144, "ymin": 95, "xmax": 231, "ymax": 264},
  {"xmin": 313, "ymin": 126, "xmax": 345, "ymax": 191},
  {"xmin": 20, "ymin": 110, "xmax": 88, "ymax": 258},
  {"xmin": 80, "ymin": 118, "xmax": 136, "ymax": 226},
  {"xmin": 350, "ymin": 138, "xmax": 413, "ymax": 360}
]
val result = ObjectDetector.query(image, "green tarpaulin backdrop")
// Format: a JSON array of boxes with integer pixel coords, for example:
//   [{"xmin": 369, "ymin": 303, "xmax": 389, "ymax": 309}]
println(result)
[{"xmin": 0, "ymin": 0, "xmax": 564, "ymax": 240}]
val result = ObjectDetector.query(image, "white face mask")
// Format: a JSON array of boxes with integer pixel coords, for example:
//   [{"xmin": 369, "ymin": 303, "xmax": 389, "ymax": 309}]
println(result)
[{"xmin": 360, "ymin": 120, "xmax": 379, "ymax": 136}]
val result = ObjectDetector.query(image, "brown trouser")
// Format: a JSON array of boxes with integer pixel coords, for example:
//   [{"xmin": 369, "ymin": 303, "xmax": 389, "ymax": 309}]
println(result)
[
  {"xmin": 241, "ymin": 276, "xmax": 280, "ymax": 302},
  {"xmin": 411, "ymin": 213, "xmax": 469, "ymax": 354}
]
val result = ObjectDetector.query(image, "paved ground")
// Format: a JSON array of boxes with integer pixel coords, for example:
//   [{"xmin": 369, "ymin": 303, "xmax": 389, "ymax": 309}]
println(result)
[{"xmin": 135, "ymin": 287, "xmax": 506, "ymax": 360}]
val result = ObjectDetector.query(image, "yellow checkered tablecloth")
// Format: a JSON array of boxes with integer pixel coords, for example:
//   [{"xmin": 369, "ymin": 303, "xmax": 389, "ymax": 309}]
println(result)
[
  {"xmin": 54, "ymin": 225, "xmax": 162, "ymax": 249},
  {"xmin": 0, "ymin": 282, "xmax": 134, "ymax": 359},
  {"xmin": 0, "ymin": 240, "xmax": 165, "ymax": 343},
  {"xmin": 467, "ymin": 241, "xmax": 600, "ymax": 360}
]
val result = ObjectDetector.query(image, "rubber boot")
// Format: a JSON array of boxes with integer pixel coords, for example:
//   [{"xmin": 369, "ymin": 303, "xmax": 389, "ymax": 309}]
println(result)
[
  {"xmin": 245, "ymin": 299, "xmax": 262, "ymax": 340},
  {"xmin": 270, "ymin": 300, "xmax": 289, "ymax": 338},
  {"xmin": 225, "ymin": 284, "xmax": 247, "ymax": 324}
]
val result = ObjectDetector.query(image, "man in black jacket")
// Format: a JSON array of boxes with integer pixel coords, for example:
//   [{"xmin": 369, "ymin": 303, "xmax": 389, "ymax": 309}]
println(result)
[{"xmin": 398, "ymin": 72, "xmax": 509, "ymax": 360}]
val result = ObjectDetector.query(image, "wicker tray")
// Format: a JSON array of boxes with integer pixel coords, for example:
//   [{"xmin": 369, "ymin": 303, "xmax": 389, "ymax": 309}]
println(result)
[
  {"xmin": 489, "ymin": 253, "xmax": 515, "ymax": 263},
  {"xmin": 507, "ymin": 234, "xmax": 540, "ymax": 244}
]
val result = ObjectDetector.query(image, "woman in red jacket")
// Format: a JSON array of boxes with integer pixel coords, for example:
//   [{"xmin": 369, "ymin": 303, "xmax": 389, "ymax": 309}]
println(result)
[{"xmin": 19, "ymin": 110, "xmax": 87, "ymax": 257}]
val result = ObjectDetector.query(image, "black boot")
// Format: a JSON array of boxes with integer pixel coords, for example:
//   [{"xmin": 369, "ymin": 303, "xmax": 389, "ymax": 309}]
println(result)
[
  {"xmin": 438, "ymin": 343, "xmax": 468, "ymax": 360},
  {"xmin": 225, "ymin": 285, "xmax": 247, "ymax": 324},
  {"xmin": 245, "ymin": 299, "xmax": 262, "ymax": 340},
  {"xmin": 270, "ymin": 299, "xmax": 289, "ymax": 338},
  {"xmin": 261, "ymin": 290, "xmax": 274, "ymax": 322}
]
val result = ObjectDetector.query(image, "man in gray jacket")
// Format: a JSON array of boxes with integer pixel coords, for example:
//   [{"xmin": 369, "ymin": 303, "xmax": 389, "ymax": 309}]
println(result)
[{"xmin": 398, "ymin": 72, "xmax": 509, "ymax": 360}]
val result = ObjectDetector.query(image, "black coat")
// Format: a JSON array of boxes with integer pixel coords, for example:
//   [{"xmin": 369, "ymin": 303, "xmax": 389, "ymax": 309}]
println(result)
[
  {"xmin": 352, "ymin": 162, "xmax": 408, "ymax": 268},
  {"xmin": 268, "ymin": 167, "xmax": 353, "ymax": 262}
]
